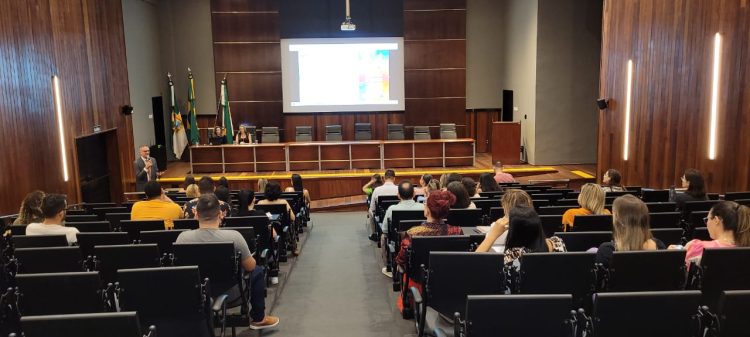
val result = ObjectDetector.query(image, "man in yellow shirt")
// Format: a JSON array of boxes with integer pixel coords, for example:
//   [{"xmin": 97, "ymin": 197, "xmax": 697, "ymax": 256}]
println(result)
[{"xmin": 131, "ymin": 181, "xmax": 183, "ymax": 229}]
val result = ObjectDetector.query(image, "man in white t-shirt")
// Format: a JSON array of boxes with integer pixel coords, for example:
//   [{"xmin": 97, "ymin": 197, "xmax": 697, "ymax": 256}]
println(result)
[
  {"xmin": 368, "ymin": 169, "xmax": 398, "ymax": 242},
  {"xmin": 25, "ymin": 194, "xmax": 79, "ymax": 245}
]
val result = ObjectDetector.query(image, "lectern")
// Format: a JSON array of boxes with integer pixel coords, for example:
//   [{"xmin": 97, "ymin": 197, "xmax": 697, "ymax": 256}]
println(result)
[{"xmin": 491, "ymin": 122, "xmax": 521, "ymax": 164}]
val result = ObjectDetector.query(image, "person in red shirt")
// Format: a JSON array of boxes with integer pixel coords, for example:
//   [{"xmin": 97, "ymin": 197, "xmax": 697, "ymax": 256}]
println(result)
[{"xmin": 493, "ymin": 161, "xmax": 516, "ymax": 184}]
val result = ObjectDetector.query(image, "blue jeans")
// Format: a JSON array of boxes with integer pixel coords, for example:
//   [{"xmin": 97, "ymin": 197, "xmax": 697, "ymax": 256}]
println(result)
[{"xmin": 223, "ymin": 266, "xmax": 267, "ymax": 322}]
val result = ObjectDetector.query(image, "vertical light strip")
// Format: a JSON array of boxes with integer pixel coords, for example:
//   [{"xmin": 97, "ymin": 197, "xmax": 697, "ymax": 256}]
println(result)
[
  {"xmin": 708, "ymin": 33, "xmax": 722, "ymax": 160},
  {"xmin": 623, "ymin": 59, "xmax": 634, "ymax": 161},
  {"xmin": 52, "ymin": 75, "xmax": 69, "ymax": 182}
]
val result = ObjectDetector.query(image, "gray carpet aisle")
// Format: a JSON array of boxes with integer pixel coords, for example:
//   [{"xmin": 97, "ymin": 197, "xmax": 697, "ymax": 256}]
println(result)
[{"xmin": 267, "ymin": 212, "xmax": 416, "ymax": 337}]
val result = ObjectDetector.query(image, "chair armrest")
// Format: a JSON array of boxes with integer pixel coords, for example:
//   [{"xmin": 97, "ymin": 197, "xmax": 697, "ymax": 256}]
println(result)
[
  {"xmin": 409, "ymin": 286, "xmax": 422, "ymax": 304},
  {"xmin": 212, "ymin": 294, "xmax": 229, "ymax": 312},
  {"xmin": 434, "ymin": 328, "xmax": 448, "ymax": 337},
  {"xmin": 260, "ymin": 248, "xmax": 269, "ymax": 260}
]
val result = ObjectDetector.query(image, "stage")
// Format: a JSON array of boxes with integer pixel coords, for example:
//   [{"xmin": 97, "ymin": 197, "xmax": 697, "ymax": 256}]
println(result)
[{"xmin": 158, "ymin": 153, "xmax": 596, "ymax": 211}]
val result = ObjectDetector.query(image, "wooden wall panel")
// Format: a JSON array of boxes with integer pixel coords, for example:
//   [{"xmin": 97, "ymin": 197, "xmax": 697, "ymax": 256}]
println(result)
[
  {"xmin": 217, "ymin": 73, "xmax": 281, "ymax": 101},
  {"xmin": 211, "ymin": 13, "xmax": 280, "ymax": 42},
  {"xmin": 598, "ymin": 0, "xmax": 750, "ymax": 193},
  {"xmin": 0, "ymin": 0, "xmax": 133, "ymax": 214},
  {"xmin": 404, "ymin": 10, "xmax": 467, "ymax": 40},
  {"xmin": 213, "ymin": 44, "xmax": 281, "ymax": 72},
  {"xmin": 405, "ymin": 0, "xmax": 467, "ymax": 10},
  {"xmin": 405, "ymin": 40, "xmax": 466, "ymax": 69},
  {"xmin": 404, "ymin": 70, "xmax": 466, "ymax": 98},
  {"xmin": 211, "ymin": 0, "xmax": 278, "ymax": 12}
]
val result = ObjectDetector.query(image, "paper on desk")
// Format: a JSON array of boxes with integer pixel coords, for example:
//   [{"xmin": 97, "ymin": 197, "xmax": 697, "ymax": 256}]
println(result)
[{"xmin": 476, "ymin": 226, "xmax": 491, "ymax": 233}]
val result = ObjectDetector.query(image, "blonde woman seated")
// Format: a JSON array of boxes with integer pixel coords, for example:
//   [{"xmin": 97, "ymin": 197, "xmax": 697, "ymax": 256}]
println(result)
[
  {"xmin": 256, "ymin": 180, "xmax": 295, "ymax": 222},
  {"xmin": 185, "ymin": 184, "xmax": 200, "ymax": 198},
  {"xmin": 595, "ymin": 195, "xmax": 664, "ymax": 266},
  {"xmin": 671, "ymin": 201, "xmax": 750, "ymax": 265},
  {"xmin": 475, "ymin": 189, "xmax": 533, "ymax": 252},
  {"xmin": 562, "ymin": 183, "xmax": 611, "ymax": 231}
]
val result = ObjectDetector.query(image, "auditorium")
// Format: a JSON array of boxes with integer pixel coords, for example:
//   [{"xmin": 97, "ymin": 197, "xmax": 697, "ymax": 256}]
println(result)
[{"xmin": 2, "ymin": 0, "xmax": 750, "ymax": 336}]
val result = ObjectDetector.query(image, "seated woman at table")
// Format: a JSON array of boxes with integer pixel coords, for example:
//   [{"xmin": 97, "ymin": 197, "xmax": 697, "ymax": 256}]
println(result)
[
  {"xmin": 209, "ymin": 126, "xmax": 226, "ymax": 145},
  {"xmin": 235, "ymin": 125, "xmax": 252, "ymax": 144},
  {"xmin": 562, "ymin": 183, "xmax": 610, "ymax": 231},
  {"xmin": 596, "ymin": 195, "xmax": 664, "ymax": 266},
  {"xmin": 475, "ymin": 189, "xmax": 533, "ymax": 252}
]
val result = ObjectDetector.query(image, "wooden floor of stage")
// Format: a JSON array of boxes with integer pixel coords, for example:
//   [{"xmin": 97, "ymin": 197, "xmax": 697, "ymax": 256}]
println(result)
[{"xmin": 159, "ymin": 153, "xmax": 596, "ymax": 211}]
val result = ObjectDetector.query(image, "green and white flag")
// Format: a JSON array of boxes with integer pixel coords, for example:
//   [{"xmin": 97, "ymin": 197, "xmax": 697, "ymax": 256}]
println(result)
[
  {"xmin": 169, "ymin": 73, "xmax": 188, "ymax": 158},
  {"xmin": 219, "ymin": 77, "xmax": 234, "ymax": 143},
  {"xmin": 187, "ymin": 69, "xmax": 199, "ymax": 145}
]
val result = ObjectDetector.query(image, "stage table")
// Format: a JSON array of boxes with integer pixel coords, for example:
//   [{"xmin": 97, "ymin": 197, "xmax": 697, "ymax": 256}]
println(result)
[{"xmin": 190, "ymin": 139, "xmax": 475, "ymax": 173}]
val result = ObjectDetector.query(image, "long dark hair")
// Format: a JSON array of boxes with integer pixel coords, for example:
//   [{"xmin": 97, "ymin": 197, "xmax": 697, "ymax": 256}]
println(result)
[
  {"xmin": 479, "ymin": 172, "xmax": 501, "ymax": 192},
  {"xmin": 237, "ymin": 190, "xmax": 255, "ymax": 216},
  {"xmin": 504, "ymin": 206, "xmax": 547, "ymax": 252},
  {"xmin": 446, "ymin": 181, "xmax": 471, "ymax": 208},
  {"xmin": 291, "ymin": 174, "xmax": 304, "ymax": 192},
  {"xmin": 711, "ymin": 201, "xmax": 750, "ymax": 246},
  {"xmin": 684, "ymin": 169, "xmax": 706, "ymax": 199},
  {"xmin": 605, "ymin": 169, "xmax": 622, "ymax": 188}
]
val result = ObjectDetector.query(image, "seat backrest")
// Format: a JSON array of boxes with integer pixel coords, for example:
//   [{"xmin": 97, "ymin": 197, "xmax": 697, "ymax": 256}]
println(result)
[
  {"xmin": 717, "ymin": 290, "xmax": 750, "ymax": 337},
  {"xmin": 608, "ymin": 250, "xmax": 686, "ymax": 291},
  {"xmin": 77, "ymin": 232, "xmax": 131, "ymax": 257},
  {"xmin": 650, "ymin": 228, "xmax": 683, "ymax": 246},
  {"xmin": 532, "ymin": 193, "xmax": 564, "ymax": 202},
  {"xmin": 645, "ymin": 202, "xmax": 678, "ymax": 213},
  {"xmin": 554, "ymin": 231, "xmax": 612, "ymax": 252},
  {"xmin": 641, "ymin": 190, "xmax": 670, "ymax": 202},
  {"xmin": 387, "ymin": 123, "xmax": 404, "ymax": 140},
  {"xmin": 649, "ymin": 212, "xmax": 682, "ymax": 228},
  {"xmin": 472, "ymin": 199, "xmax": 498, "ymax": 217},
  {"xmin": 66, "ymin": 221, "xmax": 111, "ymax": 233},
  {"xmin": 117, "ymin": 266, "xmax": 206, "ymax": 325},
  {"xmin": 19, "ymin": 312, "xmax": 143, "ymax": 337},
  {"xmin": 724, "ymin": 191, "xmax": 750, "ymax": 201},
  {"xmin": 173, "ymin": 218, "xmax": 199, "ymax": 230},
  {"xmin": 447, "ymin": 208, "xmax": 483, "ymax": 227},
  {"xmin": 572, "ymin": 214, "xmax": 613, "ymax": 232},
  {"xmin": 683, "ymin": 200, "xmax": 719, "ymax": 217},
  {"xmin": 354, "ymin": 123, "xmax": 372, "ymax": 140},
  {"xmin": 413, "ymin": 126, "xmax": 431, "ymax": 140},
  {"xmin": 64, "ymin": 214, "xmax": 100, "ymax": 223},
  {"xmin": 83, "ymin": 203, "xmax": 117, "ymax": 213},
  {"xmin": 539, "ymin": 215, "xmax": 563, "ymax": 237},
  {"xmin": 13, "ymin": 234, "xmax": 69, "ymax": 248},
  {"xmin": 226, "ymin": 215, "xmax": 272, "ymax": 252},
  {"xmin": 427, "ymin": 252, "xmax": 505, "ymax": 317},
  {"xmin": 295, "ymin": 126, "xmax": 313, "ymax": 142},
  {"xmin": 119, "ymin": 220, "xmax": 165, "ymax": 241},
  {"xmin": 688, "ymin": 211, "xmax": 709, "ymax": 231},
  {"xmin": 94, "ymin": 244, "xmax": 161, "ymax": 284},
  {"xmin": 14, "ymin": 246, "xmax": 84, "ymax": 274},
  {"xmin": 699, "ymin": 247, "xmax": 750, "ymax": 308},
  {"xmin": 691, "ymin": 227, "xmax": 710, "ymax": 241},
  {"xmin": 15, "ymin": 272, "xmax": 103, "ymax": 315},
  {"xmin": 325, "ymin": 125, "xmax": 343, "ymax": 141},
  {"xmin": 389, "ymin": 210, "xmax": 426, "ymax": 237},
  {"xmin": 537, "ymin": 206, "xmax": 575, "ymax": 216},
  {"xmin": 173, "ymin": 242, "xmax": 238, "ymax": 295},
  {"xmin": 592, "ymin": 291, "xmax": 701, "ymax": 337},
  {"xmin": 439, "ymin": 123, "xmax": 457, "ymax": 139},
  {"xmin": 519, "ymin": 252, "xmax": 596, "ymax": 309},
  {"xmin": 489, "ymin": 207, "xmax": 504, "ymax": 221},
  {"xmin": 261, "ymin": 126, "xmax": 279, "ymax": 143},
  {"xmin": 139, "ymin": 230, "xmax": 185, "ymax": 254},
  {"xmin": 556, "ymin": 198, "xmax": 580, "ymax": 207},
  {"xmin": 92, "ymin": 207, "xmax": 128, "ymax": 221},
  {"xmin": 226, "ymin": 227, "xmax": 258, "ymax": 255},
  {"xmin": 408, "ymin": 236, "xmax": 471, "ymax": 281},
  {"xmin": 105, "ymin": 213, "xmax": 131, "ymax": 231},
  {"xmin": 464, "ymin": 294, "xmax": 574, "ymax": 337},
  {"xmin": 9, "ymin": 224, "xmax": 27, "ymax": 235}
]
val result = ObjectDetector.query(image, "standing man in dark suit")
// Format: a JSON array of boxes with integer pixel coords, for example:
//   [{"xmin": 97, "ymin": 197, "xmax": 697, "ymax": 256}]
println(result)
[{"xmin": 134, "ymin": 145, "xmax": 159, "ymax": 192}]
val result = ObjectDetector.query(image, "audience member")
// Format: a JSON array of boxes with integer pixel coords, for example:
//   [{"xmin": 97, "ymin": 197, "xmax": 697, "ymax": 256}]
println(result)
[
  {"xmin": 131, "ymin": 181, "xmax": 183, "ymax": 229},
  {"xmin": 562, "ymin": 183, "xmax": 611, "ymax": 231},
  {"xmin": 503, "ymin": 206, "xmax": 566, "ymax": 266},
  {"xmin": 478, "ymin": 172, "xmax": 501, "ymax": 193},
  {"xmin": 475, "ymin": 189, "xmax": 533, "ymax": 252},
  {"xmin": 414, "ymin": 174, "xmax": 432, "ymax": 196},
  {"xmin": 25, "ymin": 194, "xmax": 79, "ymax": 244},
  {"xmin": 672, "ymin": 169, "xmax": 708, "ymax": 210},
  {"xmin": 235, "ymin": 125, "xmax": 251, "ymax": 144},
  {"xmin": 134, "ymin": 145, "xmax": 158, "ymax": 192},
  {"xmin": 438, "ymin": 174, "xmax": 449, "ymax": 190},
  {"xmin": 424, "ymin": 179, "xmax": 440, "ymax": 197},
  {"xmin": 361, "ymin": 173, "xmax": 384, "ymax": 198},
  {"xmin": 176, "ymin": 194, "xmax": 279, "ymax": 330},
  {"xmin": 13, "ymin": 190, "xmax": 45, "ymax": 225},
  {"xmin": 493, "ymin": 161, "xmax": 515, "ymax": 184},
  {"xmin": 444, "ymin": 173, "xmax": 463, "ymax": 188},
  {"xmin": 183, "ymin": 176, "xmax": 232, "ymax": 219},
  {"xmin": 236, "ymin": 190, "xmax": 266, "ymax": 217},
  {"xmin": 395, "ymin": 190, "xmax": 462, "ymax": 313},
  {"xmin": 215, "ymin": 185, "xmax": 232, "ymax": 205},
  {"xmin": 601, "ymin": 169, "xmax": 625, "ymax": 192},
  {"xmin": 673, "ymin": 201, "xmax": 750, "ymax": 265},
  {"xmin": 209, "ymin": 126, "xmax": 226, "ymax": 145},
  {"xmin": 183, "ymin": 175, "xmax": 196, "ymax": 191},
  {"xmin": 383, "ymin": 181, "xmax": 425, "ymax": 235},
  {"xmin": 368, "ymin": 170, "xmax": 398, "ymax": 241},
  {"xmin": 257, "ymin": 181, "xmax": 296, "ymax": 222},
  {"xmin": 284, "ymin": 173, "xmax": 311, "ymax": 210},
  {"xmin": 257, "ymin": 178, "xmax": 268, "ymax": 195},
  {"xmin": 218, "ymin": 176, "xmax": 230, "ymax": 189},
  {"xmin": 185, "ymin": 184, "xmax": 200, "ymax": 198},
  {"xmin": 596, "ymin": 195, "xmax": 664, "ymax": 266},
  {"xmin": 462, "ymin": 177, "xmax": 480, "ymax": 198},
  {"xmin": 446, "ymin": 181, "xmax": 476, "ymax": 209}
]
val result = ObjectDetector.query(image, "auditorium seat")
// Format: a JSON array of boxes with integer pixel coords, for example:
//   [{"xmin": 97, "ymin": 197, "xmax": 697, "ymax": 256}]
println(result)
[
  {"xmin": 689, "ymin": 247, "xmax": 750, "ymax": 308},
  {"xmin": 515, "ymin": 252, "xmax": 596, "ymax": 310},
  {"xmin": 94, "ymin": 244, "xmax": 162, "ymax": 283},
  {"xmin": 387, "ymin": 123, "xmax": 405, "ymax": 140},
  {"xmin": 14, "ymin": 272, "xmax": 106, "ymax": 316},
  {"xmin": 66, "ymin": 221, "xmax": 111, "ymax": 233},
  {"xmin": 12, "ymin": 246, "xmax": 85, "ymax": 274},
  {"xmin": 76, "ymin": 232, "xmax": 131, "ymax": 257},
  {"xmin": 555, "ymin": 231, "xmax": 612, "ymax": 252},
  {"xmin": 354, "ymin": 123, "xmax": 372, "ymax": 140},
  {"xmin": 598, "ymin": 250, "xmax": 687, "ymax": 292},
  {"xmin": 12, "ymin": 235, "xmax": 68, "ymax": 248},
  {"xmin": 173, "ymin": 218, "xmax": 198, "ymax": 230},
  {"xmin": 455, "ymin": 294, "xmax": 575, "ymax": 337},
  {"xmin": 649, "ymin": 212, "xmax": 681, "ymax": 228},
  {"xmin": 325, "ymin": 125, "xmax": 343, "ymax": 141},
  {"xmin": 139, "ymin": 230, "xmax": 185, "ymax": 254},
  {"xmin": 439, "ymin": 123, "xmax": 457, "ymax": 139},
  {"xmin": 15, "ymin": 312, "xmax": 148, "ymax": 337},
  {"xmin": 447, "ymin": 208, "xmax": 483, "ymax": 227},
  {"xmin": 261, "ymin": 127, "xmax": 280, "ymax": 143},
  {"xmin": 713, "ymin": 290, "xmax": 750, "ymax": 337},
  {"xmin": 295, "ymin": 126, "xmax": 313, "ymax": 142},
  {"xmin": 572, "ymin": 214, "xmax": 613, "ymax": 232},
  {"xmin": 413, "ymin": 126, "xmax": 431, "ymax": 140},
  {"xmin": 119, "ymin": 220, "xmax": 166, "ymax": 241}
]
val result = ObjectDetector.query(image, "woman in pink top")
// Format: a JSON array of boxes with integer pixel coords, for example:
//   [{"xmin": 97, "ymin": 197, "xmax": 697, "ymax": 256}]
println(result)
[{"xmin": 680, "ymin": 201, "xmax": 750, "ymax": 264}]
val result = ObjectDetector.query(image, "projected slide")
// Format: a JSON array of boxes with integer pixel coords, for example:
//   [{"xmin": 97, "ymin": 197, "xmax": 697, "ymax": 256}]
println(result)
[{"xmin": 281, "ymin": 38, "xmax": 405, "ymax": 113}]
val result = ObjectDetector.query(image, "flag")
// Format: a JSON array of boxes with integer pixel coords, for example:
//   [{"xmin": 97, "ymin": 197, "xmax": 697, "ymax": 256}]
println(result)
[
  {"xmin": 187, "ymin": 70, "xmax": 199, "ymax": 145},
  {"xmin": 219, "ymin": 77, "xmax": 234, "ymax": 143},
  {"xmin": 169, "ymin": 73, "xmax": 188, "ymax": 158}
]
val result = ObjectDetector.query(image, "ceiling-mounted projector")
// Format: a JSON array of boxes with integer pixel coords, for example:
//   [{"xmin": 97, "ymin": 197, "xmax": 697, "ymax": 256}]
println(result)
[{"xmin": 341, "ymin": 0, "xmax": 356, "ymax": 31}]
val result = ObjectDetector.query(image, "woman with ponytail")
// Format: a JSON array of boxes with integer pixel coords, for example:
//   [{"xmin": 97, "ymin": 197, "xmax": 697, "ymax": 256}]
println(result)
[{"xmin": 679, "ymin": 201, "xmax": 750, "ymax": 264}]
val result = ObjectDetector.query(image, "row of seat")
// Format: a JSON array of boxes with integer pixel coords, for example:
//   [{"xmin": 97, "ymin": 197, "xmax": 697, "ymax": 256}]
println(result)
[{"xmin": 251, "ymin": 123, "xmax": 459, "ymax": 143}]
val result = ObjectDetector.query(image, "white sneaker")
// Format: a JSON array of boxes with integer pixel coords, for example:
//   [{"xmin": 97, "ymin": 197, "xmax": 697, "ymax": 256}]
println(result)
[
  {"xmin": 271, "ymin": 277, "xmax": 279, "ymax": 285},
  {"xmin": 381, "ymin": 267, "xmax": 393, "ymax": 278}
]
